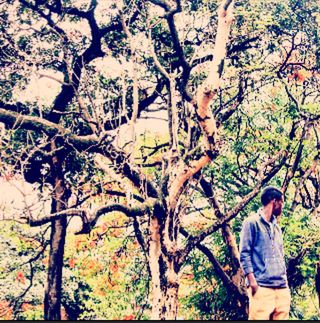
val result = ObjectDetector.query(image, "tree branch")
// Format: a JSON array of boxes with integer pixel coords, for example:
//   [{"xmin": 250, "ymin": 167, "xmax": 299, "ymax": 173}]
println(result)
[
  {"xmin": 179, "ymin": 150, "xmax": 287, "ymax": 264},
  {"xmin": 282, "ymin": 120, "xmax": 311, "ymax": 194},
  {"xmin": 0, "ymin": 107, "xmax": 160, "ymax": 198},
  {"xmin": 180, "ymin": 227, "xmax": 247, "ymax": 302},
  {"xmin": 194, "ymin": 0, "xmax": 235, "ymax": 156}
]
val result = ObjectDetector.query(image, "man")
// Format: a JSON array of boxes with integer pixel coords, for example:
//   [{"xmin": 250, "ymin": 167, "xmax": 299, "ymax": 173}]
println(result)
[{"xmin": 239, "ymin": 186, "xmax": 291, "ymax": 320}]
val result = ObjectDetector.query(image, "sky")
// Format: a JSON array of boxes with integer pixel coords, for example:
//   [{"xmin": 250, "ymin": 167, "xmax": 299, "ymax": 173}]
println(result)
[
  {"xmin": 0, "ymin": 0, "xmax": 185, "ymax": 222},
  {"xmin": 1, "ymin": 59, "xmax": 168, "ymax": 223}
]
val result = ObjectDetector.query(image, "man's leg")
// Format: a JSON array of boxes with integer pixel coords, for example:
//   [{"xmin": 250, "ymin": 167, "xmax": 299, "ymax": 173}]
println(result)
[
  {"xmin": 248, "ymin": 287, "xmax": 275, "ymax": 320},
  {"xmin": 272, "ymin": 287, "xmax": 291, "ymax": 320}
]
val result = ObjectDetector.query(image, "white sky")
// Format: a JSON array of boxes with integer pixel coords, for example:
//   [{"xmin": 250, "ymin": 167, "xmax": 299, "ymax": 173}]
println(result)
[
  {"xmin": 0, "ymin": 177, "xmax": 48, "ymax": 220},
  {"xmin": 0, "ymin": 0, "xmax": 207, "ymax": 218}
]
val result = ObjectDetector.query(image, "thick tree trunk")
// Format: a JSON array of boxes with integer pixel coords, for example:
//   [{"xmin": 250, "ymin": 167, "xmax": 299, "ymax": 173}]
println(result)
[
  {"xmin": 149, "ymin": 208, "xmax": 180, "ymax": 320},
  {"xmin": 161, "ymin": 278, "xmax": 179, "ymax": 320}
]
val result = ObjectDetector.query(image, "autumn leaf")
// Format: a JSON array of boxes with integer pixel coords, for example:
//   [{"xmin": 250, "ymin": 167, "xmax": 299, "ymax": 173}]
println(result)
[
  {"xmin": 69, "ymin": 258, "xmax": 76, "ymax": 268},
  {"xmin": 88, "ymin": 260, "xmax": 96, "ymax": 269},
  {"xmin": 42, "ymin": 257, "xmax": 49, "ymax": 266},
  {"xmin": 109, "ymin": 263, "xmax": 118, "ymax": 273},
  {"xmin": 21, "ymin": 303, "xmax": 33, "ymax": 311},
  {"xmin": 207, "ymin": 286, "xmax": 214, "ymax": 293},
  {"xmin": 123, "ymin": 314, "xmax": 135, "ymax": 320},
  {"xmin": 0, "ymin": 301, "xmax": 13, "ymax": 320},
  {"xmin": 75, "ymin": 238, "xmax": 85, "ymax": 251},
  {"xmin": 110, "ymin": 228, "xmax": 121, "ymax": 237},
  {"xmin": 90, "ymin": 240, "xmax": 97, "ymax": 248},
  {"xmin": 16, "ymin": 271, "xmax": 26, "ymax": 284},
  {"xmin": 223, "ymin": 265, "xmax": 231, "ymax": 271},
  {"xmin": 289, "ymin": 69, "xmax": 311, "ymax": 83},
  {"xmin": 100, "ymin": 222, "xmax": 108, "ymax": 231},
  {"xmin": 182, "ymin": 273, "xmax": 194, "ymax": 280}
]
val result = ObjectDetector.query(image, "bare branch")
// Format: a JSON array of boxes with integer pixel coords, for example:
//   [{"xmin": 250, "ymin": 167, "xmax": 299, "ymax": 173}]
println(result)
[
  {"xmin": 282, "ymin": 120, "xmax": 312, "ymax": 194},
  {"xmin": 148, "ymin": 0, "xmax": 172, "ymax": 12},
  {"xmin": 78, "ymin": 200, "xmax": 156, "ymax": 234}
]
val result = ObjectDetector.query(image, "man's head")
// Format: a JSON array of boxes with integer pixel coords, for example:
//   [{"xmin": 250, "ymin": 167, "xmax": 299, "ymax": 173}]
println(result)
[{"xmin": 261, "ymin": 186, "xmax": 284, "ymax": 217}]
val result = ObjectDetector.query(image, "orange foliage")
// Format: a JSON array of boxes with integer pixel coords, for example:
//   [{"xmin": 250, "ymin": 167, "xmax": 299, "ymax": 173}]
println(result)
[
  {"xmin": 69, "ymin": 258, "xmax": 76, "ymax": 268},
  {"xmin": 81, "ymin": 183, "xmax": 92, "ymax": 194},
  {"xmin": 16, "ymin": 271, "xmax": 26, "ymax": 284},
  {"xmin": 123, "ymin": 314, "xmax": 135, "ymax": 320},
  {"xmin": 79, "ymin": 258, "xmax": 103, "ymax": 276},
  {"xmin": 193, "ymin": 222, "xmax": 205, "ymax": 230},
  {"xmin": 183, "ymin": 273, "xmax": 194, "ymax": 280},
  {"xmin": 90, "ymin": 240, "xmax": 97, "ymax": 248},
  {"xmin": 109, "ymin": 263, "xmax": 118, "ymax": 273},
  {"xmin": 106, "ymin": 276, "xmax": 116, "ymax": 289},
  {"xmin": 288, "ymin": 69, "xmax": 312, "ymax": 83},
  {"xmin": 95, "ymin": 289, "xmax": 107, "ymax": 296},
  {"xmin": 42, "ymin": 257, "xmax": 49, "ymax": 266},
  {"xmin": 223, "ymin": 265, "xmax": 231, "ymax": 271},
  {"xmin": 21, "ymin": 303, "xmax": 33, "ymax": 311},
  {"xmin": 0, "ymin": 301, "xmax": 13, "ymax": 320},
  {"xmin": 110, "ymin": 228, "xmax": 121, "ymax": 237},
  {"xmin": 133, "ymin": 240, "xmax": 139, "ymax": 247},
  {"xmin": 61, "ymin": 307, "xmax": 69, "ymax": 320},
  {"xmin": 75, "ymin": 238, "xmax": 85, "ymax": 251},
  {"xmin": 100, "ymin": 222, "xmax": 108, "ymax": 231}
]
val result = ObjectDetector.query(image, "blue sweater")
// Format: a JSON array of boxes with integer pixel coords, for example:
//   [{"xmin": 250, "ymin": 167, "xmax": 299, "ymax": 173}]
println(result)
[{"xmin": 239, "ymin": 210, "xmax": 288, "ymax": 288}]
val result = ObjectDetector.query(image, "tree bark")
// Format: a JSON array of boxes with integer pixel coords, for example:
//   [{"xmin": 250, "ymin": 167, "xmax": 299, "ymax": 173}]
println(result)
[
  {"xmin": 44, "ymin": 144, "xmax": 69, "ymax": 320},
  {"xmin": 149, "ymin": 205, "xmax": 180, "ymax": 320},
  {"xmin": 316, "ymin": 262, "xmax": 320, "ymax": 308},
  {"xmin": 44, "ymin": 216, "xmax": 67, "ymax": 320}
]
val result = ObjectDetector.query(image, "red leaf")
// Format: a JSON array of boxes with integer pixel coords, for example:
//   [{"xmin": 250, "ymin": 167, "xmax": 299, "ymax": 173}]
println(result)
[
  {"xmin": 16, "ymin": 271, "xmax": 26, "ymax": 284},
  {"xmin": 69, "ymin": 258, "xmax": 76, "ymax": 268}
]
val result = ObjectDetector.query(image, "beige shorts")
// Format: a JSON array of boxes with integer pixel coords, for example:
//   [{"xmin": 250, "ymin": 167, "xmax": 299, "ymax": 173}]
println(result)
[{"xmin": 247, "ymin": 286, "xmax": 291, "ymax": 320}]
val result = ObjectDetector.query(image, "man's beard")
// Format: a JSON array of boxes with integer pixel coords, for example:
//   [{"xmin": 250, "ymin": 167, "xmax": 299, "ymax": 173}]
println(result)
[{"xmin": 273, "ymin": 208, "xmax": 281, "ymax": 217}]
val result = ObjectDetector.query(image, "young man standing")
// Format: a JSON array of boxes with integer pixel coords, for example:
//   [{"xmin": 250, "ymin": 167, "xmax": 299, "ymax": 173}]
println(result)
[{"xmin": 239, "ymin": 186, "xmax": 291, "ymax": 320}]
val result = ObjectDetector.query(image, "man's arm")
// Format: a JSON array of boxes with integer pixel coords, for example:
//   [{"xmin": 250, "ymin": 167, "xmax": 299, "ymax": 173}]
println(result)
[{"xmin": 239, "ymin": 219, "xmax": 259, "ymax": 295}]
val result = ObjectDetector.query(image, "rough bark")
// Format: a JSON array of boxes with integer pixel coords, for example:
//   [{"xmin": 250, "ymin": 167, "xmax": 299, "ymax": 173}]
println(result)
[
  {"xmin": 149, "ymin": 205, "xmax": 180, "ymax": 320},
  {"xmin": 44, "ymin": 143, "xmax": 69, "ymax": 320},
  {"xmin": 44, "ymin": 216, "xmax": 67, "ymax": 320}
]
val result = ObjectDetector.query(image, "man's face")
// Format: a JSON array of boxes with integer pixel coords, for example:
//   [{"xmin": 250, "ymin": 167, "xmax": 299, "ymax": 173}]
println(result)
[{"xmin": 272, "ymin": 197, "xmax": 284, "ymax": 217}]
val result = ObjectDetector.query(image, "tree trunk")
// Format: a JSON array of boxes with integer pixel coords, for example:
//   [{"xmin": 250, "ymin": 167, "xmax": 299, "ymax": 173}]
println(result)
[
  {"xmin": 316, "ymin": 262, "xmax": 320, "ymax": 308},
  {"xmin": 44, "ymin": 189, "xmax": 67, "ymax": 320},
  {"xmin": 44, "ymin": 144, "xmax": 68, "ymax": 320},
  {"xmin": 149, "ymin": 208, "xmax": 180, "ymax": 320}
]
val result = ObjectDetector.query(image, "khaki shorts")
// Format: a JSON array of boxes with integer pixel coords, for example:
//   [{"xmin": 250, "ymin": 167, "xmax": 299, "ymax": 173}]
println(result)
[{"xmin": 248, "ymin": 286, "xmax": 291, "ymax": 320}]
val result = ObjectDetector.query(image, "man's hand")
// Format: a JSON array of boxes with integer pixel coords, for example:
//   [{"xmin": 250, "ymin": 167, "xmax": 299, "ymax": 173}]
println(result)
[
  {"xmin": 250, "ymin": 283, "xmax": 259, "ymax": 296},
  {"xmin": 247, "ymin": 272, "xmax": 259, "ymax": 296}
]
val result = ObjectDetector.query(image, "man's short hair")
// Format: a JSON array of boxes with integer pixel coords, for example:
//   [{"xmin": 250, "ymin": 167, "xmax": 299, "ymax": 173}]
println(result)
[{"xmin": 261, "ymin": 186, "xmax": 283, "ymax": 206}]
